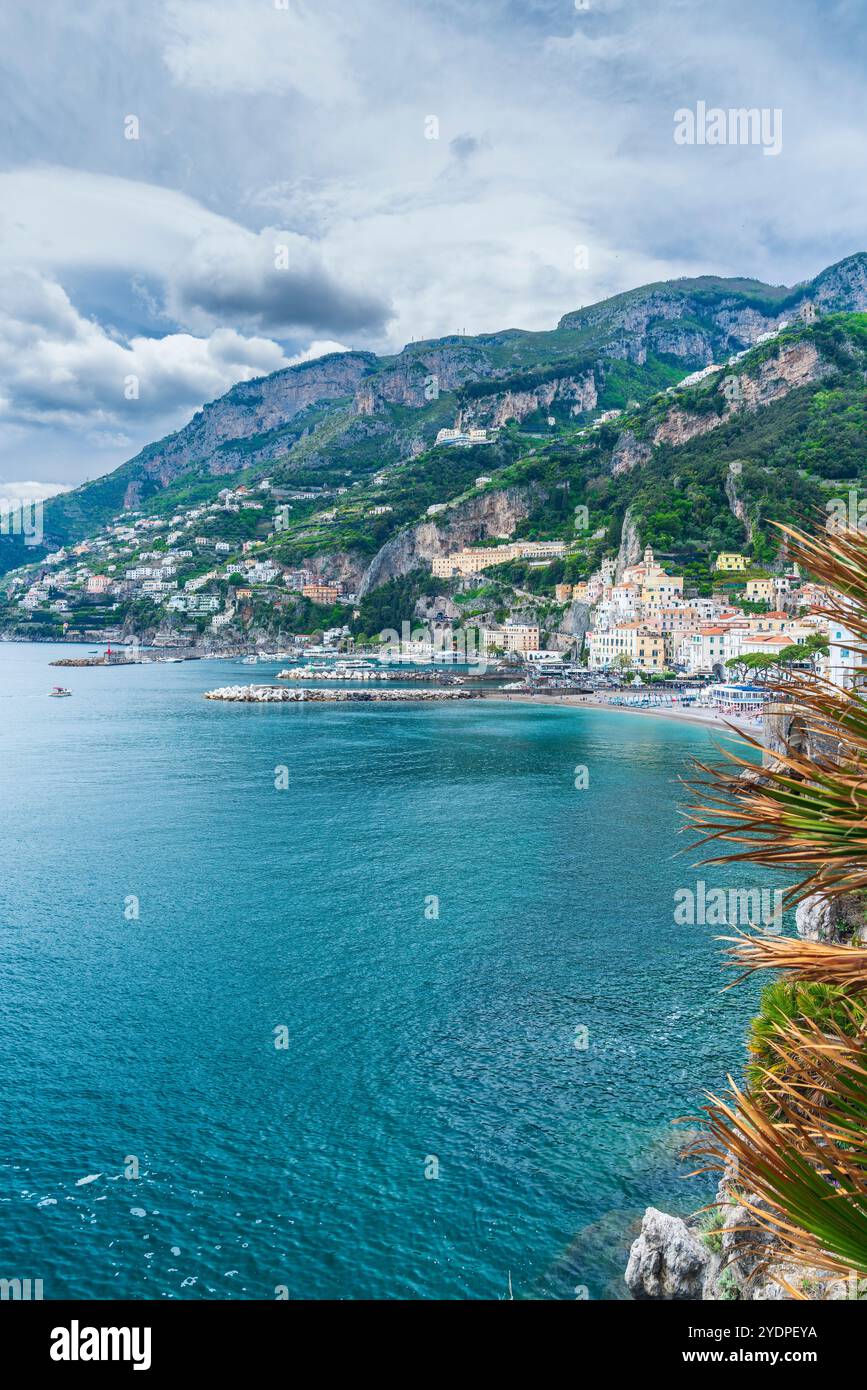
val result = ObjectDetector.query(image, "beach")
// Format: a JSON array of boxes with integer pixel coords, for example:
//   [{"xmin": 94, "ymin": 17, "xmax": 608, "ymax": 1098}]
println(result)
[{"xmin": 484, "ymin": 690, "xmax": 761, "ymax": 737}]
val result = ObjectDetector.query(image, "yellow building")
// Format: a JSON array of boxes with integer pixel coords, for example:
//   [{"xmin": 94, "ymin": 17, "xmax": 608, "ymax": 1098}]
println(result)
[
  {"xmin": 431, "ymin": 541, "xmax": 565, "ymax": 580},
  {"xmin": 431, "ymin": 545, "xmax": 519, "ymax": 578},
  {"xmin": 714, "ymin": 552, "xmax": 748, "ymax": 572},
  {"xmin": 499, "ymin": 624, "xmax": 540, "ymax": 653},
  {"xmin": 587, "ymin": 622, "xmax": 665, "ymax": 671},
  {"xmin": 744, "ymin": 579, "xmax": 774, "ymax": 602}
]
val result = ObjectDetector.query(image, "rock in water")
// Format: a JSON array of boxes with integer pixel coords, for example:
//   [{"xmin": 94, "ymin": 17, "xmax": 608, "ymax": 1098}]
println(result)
[{"xmin": 625, "ymin": 1208, "xmax": 710, "ymax": 1300}]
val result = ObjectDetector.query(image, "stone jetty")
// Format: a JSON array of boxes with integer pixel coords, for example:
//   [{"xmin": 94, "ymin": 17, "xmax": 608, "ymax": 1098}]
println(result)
[
  {"xmin": 275, "ymin": 667, "xmax": 463, "ymax": 683},
  {"xmin": 204, "ymin": 684, "xmax": 479, "ymax": 703}
]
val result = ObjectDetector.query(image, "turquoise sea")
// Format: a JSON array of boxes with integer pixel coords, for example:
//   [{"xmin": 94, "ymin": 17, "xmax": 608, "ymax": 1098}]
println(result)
[{"xmin": 0, "ymin": 643, "xmax": 783, "ymax": 1300}]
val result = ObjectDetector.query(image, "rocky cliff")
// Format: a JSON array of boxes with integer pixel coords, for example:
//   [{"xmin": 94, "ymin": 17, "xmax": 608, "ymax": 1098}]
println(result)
[
  {"xmin": 611, "ymin": 338, "xmax": 833, "ymax": 477},
  {"xmin": 354, "ymin": 344, "xmax": 496, "ymax": 414},
  {"xmin": 560, "ymin": 253, "xmax": 867, "ymax": 367},
  {"xmin": 457, "ymin": 372, "xmax": 598, "ymax": 428},
  {"xmin": 358, "ymin": 485, "xmax": 544, "ymax": 595},
  {"xmin": 128, "ymin": 352, "xmax": 377, "ymax": 494}
]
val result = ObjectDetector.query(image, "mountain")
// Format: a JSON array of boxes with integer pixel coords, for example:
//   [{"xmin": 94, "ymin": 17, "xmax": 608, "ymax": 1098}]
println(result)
[{"xmin": 5, "ymin": 252, "xmax": 866, "ymax": 583}]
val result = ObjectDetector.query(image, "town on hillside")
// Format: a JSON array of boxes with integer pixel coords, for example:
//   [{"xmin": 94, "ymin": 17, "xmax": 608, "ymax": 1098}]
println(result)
[{"xmin": 0, "ymin": 464, "xmax": 855, "ymax": 717}]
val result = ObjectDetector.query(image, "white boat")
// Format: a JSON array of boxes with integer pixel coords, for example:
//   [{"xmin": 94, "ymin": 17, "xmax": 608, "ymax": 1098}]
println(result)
[
  {"xmin": 49, "ymin": 686, "xmax": 72, "ymax": 698},
  {"xmin": 241, "ymin": 655, "xmax": 259, "ymax": 665}
]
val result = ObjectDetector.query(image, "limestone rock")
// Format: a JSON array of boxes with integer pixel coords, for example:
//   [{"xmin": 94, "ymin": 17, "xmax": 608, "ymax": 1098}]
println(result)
[{"xmin": 625, "ymin": 1208, "xmax": 711, "ymax": 1300}]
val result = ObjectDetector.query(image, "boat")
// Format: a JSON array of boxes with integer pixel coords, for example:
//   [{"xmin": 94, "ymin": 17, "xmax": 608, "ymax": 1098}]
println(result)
[
  {"xmin": 49, "ymin": 686, "xmax": 72, "ymax": 698},
  {"xmin": 242, "ymin": 655, "xmax": 259, "ymax": 665}
]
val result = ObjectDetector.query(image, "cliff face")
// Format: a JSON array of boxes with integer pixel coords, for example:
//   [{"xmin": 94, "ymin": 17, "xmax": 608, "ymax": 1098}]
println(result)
[
  {"xmin": 458, "ymin": 372, "xmax": 598, "ymax": 428},
  {"xmin": 358, "ymin": 485, "xmax": 543, "ymax": 595},
  {"xmin": 612, "ymin": 339, "xmax": 832, "ymax": 476},
  {"xmin": 559, "ymin": 255, "xmax": 867, "ymax": 366},
  {"xmin": 130, "ymin": 352, "xmax": 377, "ymax": 489},
  {"xmin": 611, "ymin": 431, "xmax": 652, "ymax": 478},
  {"xmin": 354, "ymin": 345, "xmax": 496, "ymax": 414},
  {"xmin": 724, "ymin": 461, "xmax": 753, "ymax": 543},
  {"xmin": 616, "ymin": 507, "xmax": 643, "ymax": 579}
]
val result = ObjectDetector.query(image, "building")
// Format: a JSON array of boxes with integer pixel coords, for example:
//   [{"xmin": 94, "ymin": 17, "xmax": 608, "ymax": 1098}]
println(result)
[
  {"xmin": 434, "ymin": 427, "xmax": 490, "ymax": 447},
  {"xmin": 86, "ymin": 575, "xmax": 113, "ymax": 594},
  {"xmin": 745, "ymin": 579, "xmax": 774, "ymax": 603},
  {"xmin": 431, "ymin": 540, "xmax": 565, "ymax": 579},
  {"xmin": 827, "ymin": 617, "xmax": 867, "ymax": 688},
  {"xmin": 714, "ymin": 552, "xmax": 748, "ymax": 572},
  {"xmin": 167, "ymin": 594, "xmax": 220, "ymax": 614},
  {"xmin": 587, "ymin": 622, "xmax": 665, "ymax": 672},
  {"xmin": 302, "ymin": 582, "xmax": 344, "ymax": 605},
  {"xmin": 677, "ymin": 625, "xmax": 731, "ymax": 675},
  {"xmin": 498, "ymin": 624, "xmax": 540, "ymax": 653}
]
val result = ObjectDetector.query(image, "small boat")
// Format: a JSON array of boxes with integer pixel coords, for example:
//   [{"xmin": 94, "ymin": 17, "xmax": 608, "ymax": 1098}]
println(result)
[
  {"xmin": 49, "ymin": 686, "xmax": 72, "ymax": 698},
  {"xmin": 242, "ymin": 655, "xmax": 259, "ymax": 665}
]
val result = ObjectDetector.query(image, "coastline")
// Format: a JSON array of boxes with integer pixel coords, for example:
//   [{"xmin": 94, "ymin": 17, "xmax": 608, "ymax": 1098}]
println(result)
[{"xmin": 481, "ymin": 690, "xmax": 759, "ymax": 737}]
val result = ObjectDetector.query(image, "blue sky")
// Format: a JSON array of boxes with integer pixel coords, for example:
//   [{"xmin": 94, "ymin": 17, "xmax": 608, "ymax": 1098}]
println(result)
[{"xmin": 0, "ymin": 0, "xmax": 865, "ymax": 493}]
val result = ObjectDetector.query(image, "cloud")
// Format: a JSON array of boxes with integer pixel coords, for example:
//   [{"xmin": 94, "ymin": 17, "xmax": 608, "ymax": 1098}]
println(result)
[
  {"xmin": 161, "ymin": 0, "xmax": 357, "ymax": 103},
  {"xmin": 0, "ymin": 170, "xmax": 392, "ymax": 340},
  {"xmin": 2, "ymin": 0, "xmax": 867, "ymax": 488},
  {"xmin": 0, "ymin": 480, "xmax": 68, "ymax": 505},
  {"xmin": 0, "ymin": 269, "xmax": 291, "ymax": 430},
  {"xmin": 169, "ymin": 227, "xmax": 392, "ymax": 337}
]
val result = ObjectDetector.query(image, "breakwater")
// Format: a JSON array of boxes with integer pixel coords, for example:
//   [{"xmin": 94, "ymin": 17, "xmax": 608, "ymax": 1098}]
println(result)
[
  {"xmin": 204, "ymin": 684, "xmax": 480, "ymax": 703},
  {"xmin": 275, "ymin": 667, "xmax": 465, "ymax": 683}
]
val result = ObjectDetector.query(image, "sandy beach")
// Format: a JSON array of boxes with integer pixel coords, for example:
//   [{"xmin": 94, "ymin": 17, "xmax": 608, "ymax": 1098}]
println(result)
[{"xmin": 482, "ymin": 690, "xmax": 760, "ymax": 737}]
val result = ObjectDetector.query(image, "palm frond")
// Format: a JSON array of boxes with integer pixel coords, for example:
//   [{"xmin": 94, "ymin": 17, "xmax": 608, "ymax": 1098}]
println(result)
[
  {"xmin": 684, "ymin": 1011, "xmax": 867, "ymax": 1282},
  {"xmin": 721, "ymin": 930, "xmax": 867, "ymax": 992}
]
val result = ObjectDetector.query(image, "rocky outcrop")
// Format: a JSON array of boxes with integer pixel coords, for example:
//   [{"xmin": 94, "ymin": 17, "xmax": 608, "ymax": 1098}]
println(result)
[
  {"xmin": 557, "ymin": 600, "xmax": 591, "ymax": 641},
  {"xmin": 625, "ymin": 1199, "xmax": 853, "ymax": 1301},
  {"xmin": 458, "ymin": 373, "xmax": 598, "ymax": 428},
  {"xmin": 724, "ymin": 460, "xmax": 753, "ymax": 544},
  {"xmin": 354, "ymin": 344, "xmax": 496, "ymax": 414},
  {"xmin": 626, "ymin": 1209, "xmax": 711, "ymax": 1300},
  {"xmin": 611, "ymin": 431, "xmax": 652, "ymax": 477},
  {"xmin": 616, "ymin": 507, "xmax": 643, "ymax": 579},
  {"xmin": 795, "ymin": 892, "xmax": 867, "ymax": 945},
  {"xmin": 303, "ymin": 550, "xmax": 367, "ymax": 591},
  {"xmin": 614, "ymin": 340, "xmax": 832, "ymax": 477},
  {"xmin": 559, "ymin": 255, "xmax": 867, "ymax": 366},
  {"xmin": 358, "ymin": 485, "xmax": 543, "ymax": 595}
]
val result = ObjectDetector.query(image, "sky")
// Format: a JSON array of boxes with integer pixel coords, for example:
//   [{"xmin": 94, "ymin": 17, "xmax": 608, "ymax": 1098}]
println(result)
[{"xmin": 0, "ymin": 0, "xmax": 866, "ymax": 493}]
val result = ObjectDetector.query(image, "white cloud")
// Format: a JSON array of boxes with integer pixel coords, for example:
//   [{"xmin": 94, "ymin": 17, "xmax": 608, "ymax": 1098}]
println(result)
[
  {"xmin": 0, "ymin": 270, "xmax": 291, "ymax": 430},
  {"xmin": 0, "ymin": 170, "xmax": 391, "ymax": 338},
  {"xmin": 0, "ymin": 480, "xmax": 68, "ymax": 505},
  {"xmin": 161, "ymin": 0, "xmax": 356, "ymax": 103}
]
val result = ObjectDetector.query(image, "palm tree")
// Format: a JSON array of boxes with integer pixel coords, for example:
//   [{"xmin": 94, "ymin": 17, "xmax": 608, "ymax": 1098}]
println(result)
[{"xmin": 684, "ymin": 520, "xmax": 867, "ymax": 1291}]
